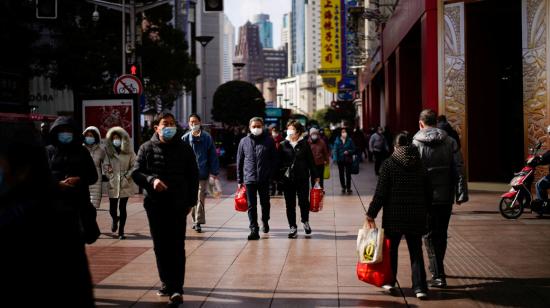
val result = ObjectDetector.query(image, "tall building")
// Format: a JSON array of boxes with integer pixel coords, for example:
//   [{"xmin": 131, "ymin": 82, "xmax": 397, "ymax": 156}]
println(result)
[
  {"xmin": 290, "ymin": 0, "xmax": 306, "ymax": 75},
  {"xmin": 222, "ymin": 14, "xmax": 235, "ymax": 83},
  {"xmin": 234, "ymin": 21, "xmax": 264, "ymax": 83},
  {"xmin": 281, "ymin": 13, "xmax": 291, "ymax": 76},
  {"xmin": 251, "ymin": 13, "xmax": 273, "ymax": 49},
  {"xmin": 263, "ymin": 48, "xmax": 287, "ymax": 80}
]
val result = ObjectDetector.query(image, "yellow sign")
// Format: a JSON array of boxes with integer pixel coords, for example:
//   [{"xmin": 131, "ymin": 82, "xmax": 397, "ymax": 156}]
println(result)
[{"xmin": 320, "ymin": 0, "xmax": 342, "ymax": 93}]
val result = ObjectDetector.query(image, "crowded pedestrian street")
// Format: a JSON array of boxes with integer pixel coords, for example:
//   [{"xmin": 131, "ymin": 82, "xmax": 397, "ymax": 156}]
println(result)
[{"xmin": 87, "ymin": 161, "xmax": 550, "ymax": 307}]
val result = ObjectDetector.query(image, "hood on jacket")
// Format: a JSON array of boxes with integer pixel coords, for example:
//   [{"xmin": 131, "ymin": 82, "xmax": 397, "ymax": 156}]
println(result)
[
  {"xmin": 413, "ymin": 127, "xmax": 448, "ymax": 145},
  {"xmin": 49, "ymin": 116, "xmax": 82, "ymax": 146},
  {"xmin": 105, "ymin": 126, "xmax": 132, "ymax": 155},
  {"xmin": 83, "ymin": 126, "xmax": 101, "ymax": 144},
  {"xmin": 392, "ymin": 146, "xmax": 422, "ymax": 170}
]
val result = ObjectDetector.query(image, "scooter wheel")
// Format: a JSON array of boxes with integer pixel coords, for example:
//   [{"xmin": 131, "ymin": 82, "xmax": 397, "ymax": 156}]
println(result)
[{"xmin": 499, "ymin": 197, "xmax": 524, "ymax": 219}]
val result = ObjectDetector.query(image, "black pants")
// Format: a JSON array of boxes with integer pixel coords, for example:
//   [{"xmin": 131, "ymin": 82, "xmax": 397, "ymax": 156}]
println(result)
[
  {"xmin": 387, "ymin": 232, "xmax": 428, "ymax": 291},
  {"xmin": 109, "ymin": 197, "xmax": 128, "ymax": 235},
  {"xmin": 245, "ymin": 182, "xmax": 271, "ymax": 232},
  {"xmin": 373, "ymin": 151, "xmax": 386, "ymax": 176},
  {"xmin": 144, "ymin": 200, "xmax": 187, "ymax": 294},
  {"xmin": 424, "ymin": 203, "xmax": 453, "ymax": 279},
  {"xmin": 283, "ymin": 180, "xmax": 310, "ymax": 227},
  {"xmin": 311, "ymin": 164, "xmax": 325, "ymax": 188},
  {"xmin": 337, "ymin": 161, "xmax": 352, "ymax": 190}
]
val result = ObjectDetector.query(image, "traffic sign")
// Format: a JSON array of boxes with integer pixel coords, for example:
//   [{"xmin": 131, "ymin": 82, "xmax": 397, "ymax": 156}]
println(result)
[{"xmin": 113, "ymin": 74, "xmax": 143, "ymax": 95}]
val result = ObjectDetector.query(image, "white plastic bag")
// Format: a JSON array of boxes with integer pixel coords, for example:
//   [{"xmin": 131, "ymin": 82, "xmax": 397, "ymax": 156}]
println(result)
[
  {"xmin": 356, "ymin": 223, "xmax": 384, "ymax": 264},
  {"xmin": 208, "ymin": 176, "xmax": 222, "ymax": 198}
]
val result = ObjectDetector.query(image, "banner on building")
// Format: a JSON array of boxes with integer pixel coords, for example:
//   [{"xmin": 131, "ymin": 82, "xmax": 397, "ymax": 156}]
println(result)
[{"xmin": 320, "ymin": 0, "xmax": 342, "ymax": 93}]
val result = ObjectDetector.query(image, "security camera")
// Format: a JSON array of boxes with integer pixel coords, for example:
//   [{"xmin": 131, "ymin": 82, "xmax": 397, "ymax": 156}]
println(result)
[{"xmin": 92, "ymin": 10, "xmax": 100, "ymax": 22}]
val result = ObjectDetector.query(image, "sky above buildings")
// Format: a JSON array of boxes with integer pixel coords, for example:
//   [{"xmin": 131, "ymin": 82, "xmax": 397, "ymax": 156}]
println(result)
[{"xmin": 225, "ymin": 0, "xmax": 291, "ymax": 48}]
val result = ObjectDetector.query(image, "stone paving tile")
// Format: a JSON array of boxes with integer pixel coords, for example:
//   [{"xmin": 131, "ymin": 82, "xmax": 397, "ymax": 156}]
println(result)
[{"xmin": 86, "ymin": 162, "xmax": 550, "ymax": 307}]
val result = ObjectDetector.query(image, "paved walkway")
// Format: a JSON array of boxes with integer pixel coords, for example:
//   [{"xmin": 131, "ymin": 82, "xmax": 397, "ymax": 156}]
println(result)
[{"xmin": 89, "ymin": 161, "xmax": 550, "ymax": 307}]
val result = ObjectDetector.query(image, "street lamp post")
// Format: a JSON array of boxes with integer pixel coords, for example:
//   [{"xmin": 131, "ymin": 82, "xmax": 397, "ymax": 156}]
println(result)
[
  {"xmin": 195, "ymin": 35, "xmax": 214, "ymax": 114},
  {"xmin": 232, "ymin": 62, "xmax": 245, "ymax": 80}
]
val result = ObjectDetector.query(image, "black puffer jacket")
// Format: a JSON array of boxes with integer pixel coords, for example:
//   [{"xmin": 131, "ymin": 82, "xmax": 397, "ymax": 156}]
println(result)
[
  {"xmin": 413, "ymin": 127, "xmax": 468, "ymax": 205},
  {"xmin": 237, "ymin": 133, "xmax": 278, "ymax": 184},
  {"xmin": 46, "ymin": 117, "xmax": 98, "ymax": 211},
  {"xmin": 132, "ymin": 131, "xmax": 199, "ymax": 209},
  {"xmin": 367, "ymin": 146, "xmax": 431, "ymax": 235},
  {"xmin": 279, "ymin": 135, "xmax": 318, "ymax": 183}
]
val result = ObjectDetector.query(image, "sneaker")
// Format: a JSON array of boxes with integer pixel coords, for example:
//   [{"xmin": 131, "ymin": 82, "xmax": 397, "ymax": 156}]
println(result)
[
  {"xmin": 346, "ymin": 188, "xmax": 352, "ymax": 194},
  {"xmin": 415, "ymin": 291, "xmax": 428, "ymax": 299},
  {"xmin": 247, "ymin": 231, "xmax": 260, "ymax": 240},
  {"xmin": 156, "ymin": 287, "xmax": 169, "ymax": 297},
  {"xmin": 341, "ymin": 189, "xmax": 346, "ymax": 194},
  {"xmin": 382, "ymin": 284, "xmax": 394, "ymax": 291},
  {"xmin": 118, "ymin": 234, "xmax": 126, "ymax": 240},
  {"xmin": 195, "ymin": 224, "xmax": 202, "ymax": 233},
  {"xmin": 288, "ymin": 226, "xmax": 298, "ymax": 238},
  {"xmin": 191, "ymin": 224, "xmax": 196, "ymax": 230},
  {"xmin": 168, "ymin": 292, "xmax": 183, "ymax": 304},
  {"xmin": 429, "ymin": 277, "xmax": 447, "ymax": 288},
  {"xmin": 262, "ymin": 222, "xmax": 270, "ymax": 234},
  {"xmin": 303, "ymin": 222, "xmax": 312, "ymax": 234}
]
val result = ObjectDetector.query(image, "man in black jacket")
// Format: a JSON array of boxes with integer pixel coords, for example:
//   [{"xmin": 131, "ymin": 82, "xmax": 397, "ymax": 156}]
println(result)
[
  {"xmin": 132, "ymin": 112, "xmax": 199, "ymax": 305},
  {"xmin": 413, "ymin": 109, "xmax": 468, "ymax": 288},
  {"xmin": 237, "ymin": 117, "xmax": 277, "ymax": 240}
]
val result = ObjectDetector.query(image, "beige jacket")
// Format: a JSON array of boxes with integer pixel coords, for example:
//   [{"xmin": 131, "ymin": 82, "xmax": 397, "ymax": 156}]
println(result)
[
  {"xmin": 104, "ymin": 126, "xmax": 136, "ymax": 198},
  {"xmin": 83, "ymin": 126, "xmax": 106, "ymax": 208}
]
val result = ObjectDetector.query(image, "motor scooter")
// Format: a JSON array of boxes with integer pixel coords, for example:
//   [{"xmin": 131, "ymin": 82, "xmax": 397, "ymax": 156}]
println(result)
[{"xmin": 499, "ymin": 142, "xmax": 550, "ymax": 219}]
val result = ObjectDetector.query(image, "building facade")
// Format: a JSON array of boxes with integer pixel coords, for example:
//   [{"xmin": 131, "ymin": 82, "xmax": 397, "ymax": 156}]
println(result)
[
  {"xmin": 251, "ymin": 13, "xmax": 273, "ymax": 49},
  {"xmin": 234, "ymin": 21, "xmax": 264, "ymax": 83},
  {"xmin": 263, "ymin": 48, "xmax": 288, "ymax": 80},
  {"xmin": 222, "ymin": 14, "xmax": 235, "ymax": 83},
  {"xmin": 360, "ymin": 0, "xmax": 550, "ymax": 184}
]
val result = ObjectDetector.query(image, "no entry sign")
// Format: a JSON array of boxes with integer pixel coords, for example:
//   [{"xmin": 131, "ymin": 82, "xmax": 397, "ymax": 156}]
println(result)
[{"xmin": 113, "ymin": 74, "xmax": 143, "ymax": 95}]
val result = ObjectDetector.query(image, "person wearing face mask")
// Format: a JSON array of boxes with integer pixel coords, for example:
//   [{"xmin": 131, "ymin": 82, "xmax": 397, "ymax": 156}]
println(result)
[
  {"xmin": 308, "ymin": 127, "xmax": 330, "ymax": 189},
  {"xmin": 104, "ymin": 127, "xmax": 136, "ymax": 239},
  {"xmin": 182, "ymin": 113, "xmax": 220, "ymax": 233},
  {"xmin": 132, "ymin": 112, "xmax": 199, "ymax": 305},
  {"xmin": 237, "ymin": 117, "xmax": 278, "ymax": 240},
  {"xmin": 369, "ymin": 126, "xmax": 390, "ymax": 176},
  {"xmin": 269, "ymin": 125, "xmax": 284, "ymax": 196},
  {"xmin": 332, "ymin": 127, "xmax": 356, "ymax": 194},
  {"xmin": 279, "ymin": 121, "xmax": 320, "ymax": 238},
  {"xmin": 46, "ymin": 116, "xmax": 99, "ymax": 237},
  {"xmin": 83, "ymin": 126, "xmax": 105, "ymax": 209}
]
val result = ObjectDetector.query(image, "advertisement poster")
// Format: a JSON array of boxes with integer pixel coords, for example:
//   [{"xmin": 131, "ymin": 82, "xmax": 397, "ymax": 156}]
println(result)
[{"xmin": 81, "ymin": 98, "xmax": 135, "ymax": 145}]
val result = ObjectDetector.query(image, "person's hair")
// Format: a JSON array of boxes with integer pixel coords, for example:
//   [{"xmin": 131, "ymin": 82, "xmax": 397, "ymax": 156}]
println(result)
[
  {"xmin": 437, "ymin": 115, "xmax": 447, "ymax": 123},
  {"xmin": 153, "ymin": 112, "xmax": 176, "ymax": 126},
  {"xmin": 341, "ymin": 127, "xmax": 348, "ymax": 134},
  {"xmin": 394, "ymin": 131, "xmax": 411, "ymax": 147},
  {"xmin": 287, "ymin": 120, "xmax": 304, "ymax": 134},
  {"xmin": 249, "ymin": 117, "xmax": 264, "ymax": 126},
  {"xmin": 188, "ymin": 113, "xmax": 201, "ymax": 121},
  {"xmin": 419, "ymin": 109, "xmax": 437, "ymax": 126},
  {"xmin": 111, "ymin": 132, "xmax": 121, "ymax": 140},
  {"xmin": 271, "ymin": 126, "xmax": 279, "ymax": 132}
]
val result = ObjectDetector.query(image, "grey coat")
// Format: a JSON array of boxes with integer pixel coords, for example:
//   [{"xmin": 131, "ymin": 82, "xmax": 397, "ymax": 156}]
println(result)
[{"xmin": 413, "ymin": 127, "xmax": 468, "ymax": 205}]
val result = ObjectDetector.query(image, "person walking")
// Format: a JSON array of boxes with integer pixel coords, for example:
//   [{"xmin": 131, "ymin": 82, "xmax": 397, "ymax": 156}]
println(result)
[
  {"xmin": 333, "ymin": 128, "xmax": 356, "ymax": 194},
  {"xmin": 369, "ymin": 126, "xmax": 389, "ymax": 176},
  {"xmin": 413, "ymin": 109, "xmax": 468, "ymax": 288},
  {"xmin": 104, "ymin": 126, "xmax": 136, "ymax": 239},
  {"xmin": 308, "ymin": 127, "xmax": 330, "ymax": 189},
  {"xmin": 366, "ymin": 132, "xmax": 431, "ymax": 299},
  {"xmin": 269, "ymin": 125, "xmax": 284, "ymax": 196},
  {"xmin": 1, "ymin": 121, "xmax": 95, "ymax": 306},
  {"xmin": 237, "ymin": 117, "xmax": 277, "ymax": 240},
  {"xmin": 132, "ymin": 112, "xmax": 199, "ymax": 305},
  {"xmin": 352, "ymin": 127, "xmax": 367, "ymax": 161},
  {"xmin": 182, "ymin": 113, "xmax": 220, "ymax": 233},
  {"xmin": 280, "ymin": 121, "xmax": 320, "ymax": 238},
  {"xmin": 83, "ymin": 126, "xmax": 105, "ymax": 209}
]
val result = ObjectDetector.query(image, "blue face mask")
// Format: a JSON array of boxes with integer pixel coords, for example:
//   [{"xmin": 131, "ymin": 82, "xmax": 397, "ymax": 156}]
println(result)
[
  {"xmin": 113, "ymin": 139, "xmax": 122, "ymax": 148},
  {"xmin": 58, "ymin": 132, "xmax": 73, "ymax": 144},
  {"xmin": 84, "ymin": 136, "xmax": 96, "ymax": 145},
  {"xmin": 161, "ymin": 127, "xmax": 177, "ymax": 140}
]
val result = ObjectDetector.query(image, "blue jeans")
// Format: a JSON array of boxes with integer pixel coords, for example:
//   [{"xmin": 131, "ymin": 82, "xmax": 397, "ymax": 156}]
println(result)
[{"xmin": 536, "ymin": 175, "xmax": 550, "ymax": 200}]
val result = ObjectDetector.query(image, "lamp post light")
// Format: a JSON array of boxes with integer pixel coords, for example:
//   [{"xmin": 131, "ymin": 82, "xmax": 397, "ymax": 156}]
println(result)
[
  {"xmin": 195, "ymin": 35, "xmax": 214, "ymax": 113},
  {"xmin": 232, "ymin": 62, "xmax": 245, "ymax": 80}
]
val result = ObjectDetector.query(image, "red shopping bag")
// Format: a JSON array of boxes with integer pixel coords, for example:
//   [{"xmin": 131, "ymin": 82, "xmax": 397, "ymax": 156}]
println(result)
[
  {"xmin": 356, "ymin": 238, "xmax": 393, "ymax": 287},
  {"xmin": 234, "ymin": 186, "xmax": 248, "ymax": 212},
  {"xmin": 310, "ymin": 184, "xmax": 324, "ymax": 212}
]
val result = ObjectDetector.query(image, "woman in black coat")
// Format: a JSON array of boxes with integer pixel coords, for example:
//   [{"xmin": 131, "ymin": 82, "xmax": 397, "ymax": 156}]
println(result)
[
  {"xmin": 366, "ymin": 132, "xmax": 431, "ymax": 299},
  {"xmin": 279, "ymin": 120, "xmax": 319, "ymax": 238}
]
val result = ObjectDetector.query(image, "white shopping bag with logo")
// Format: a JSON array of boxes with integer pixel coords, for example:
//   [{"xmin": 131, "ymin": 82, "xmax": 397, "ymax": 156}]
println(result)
[{"xmin": 356, "ymin": 223, "xmax": 384, "ymax": 264}]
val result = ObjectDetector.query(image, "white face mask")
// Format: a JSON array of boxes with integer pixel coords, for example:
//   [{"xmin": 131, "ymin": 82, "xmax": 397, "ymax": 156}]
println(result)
[
  {"xmin": 311, "ymin": 134, "xmax": 318, "ymax": 140},
  {"xmin": 272, "ymin": 131, "xmax": 279, "ymax": 137},
  {"xmin": 287, "ymin": 129, "xmax": 296, "ymax": 137},
  {"xmin": 113, "ymin": 139, "xmax": 122, "ymax": 148},
  {"xmin": 250, "ymin": 127, "xmax": 263, "ymax": 136},
  {"xmin": 191, "ymin": 124, "xmax": 200, "ymax": 132}
]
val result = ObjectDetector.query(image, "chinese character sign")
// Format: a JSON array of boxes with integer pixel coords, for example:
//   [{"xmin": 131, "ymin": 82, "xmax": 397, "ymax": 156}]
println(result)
[{"xmin": 320, "ymin": 0, "xmax": 342, "ymax": 93}]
